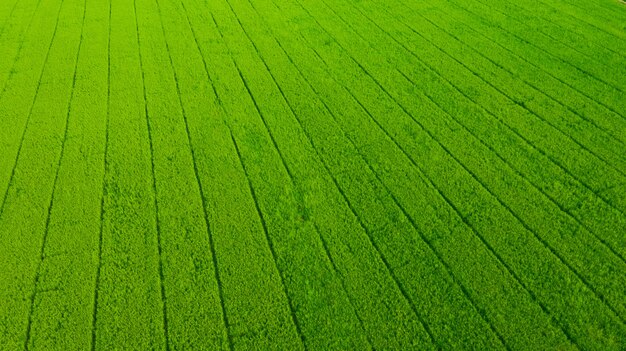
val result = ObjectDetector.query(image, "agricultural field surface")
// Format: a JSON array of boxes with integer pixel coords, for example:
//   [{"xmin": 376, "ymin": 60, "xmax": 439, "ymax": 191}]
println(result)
[{"xmin": 0, "ymin": 0, "xmax": 625, "ymax": 349}]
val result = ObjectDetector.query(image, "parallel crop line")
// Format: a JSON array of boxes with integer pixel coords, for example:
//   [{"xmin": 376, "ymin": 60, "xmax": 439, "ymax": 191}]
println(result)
[
  {"xmin": 24, "ymin": 0, "xmax": 87, "ymax": 347},
  {"xmin": 154, "ymin": 0, "xmax": 231, "ymax": 349},
  {"xmin": 445, "ymin": 0, "xmax": 626, "ymax": 120},
  {"xmin": 0, "ymin": 0, "xmax": 45, "ymax": 98},
  {"xmin": 224, "ymin": 0, "xmax": 351, "ymax": 288},
  {"xmin": 440, "ymin": 9, "xmax": 626, "ymax": 133},
  {"xmin": 394, "ymin": 14, "xmax": 626, "ymax": 187},
  {"xmin": 0, "ymin": 0, "xmax": 20, "ymax": 41},
  {"xmin": 433, "ymin": 7, "xmax": 626, "ymax": 139},
  {"xmin": 304, "ymin": 0, "xmax": 626, "ymax": 326},
  {"xmin": 133, "ymin": 0, "xmax": 170, "ymax": 347},
  {"xmin": 311, "ymin": 221, "xmax": 376, "ymax": 349},
  {"xmin": 508, "ymin": 0, "xmax": 626, "ymax": 59},
  {"xmin": 181, "ymin": 1, "xmax": 310, "ymax": 347},
  {"xmin": 289, "ymin": 4, "xmax": 581, "ymax": 343},
  {"xmin": 468, "ymin": 0, "xmax": 626, "ymax": 72},
  {"xmin": 468, "ymin": 0, "xmax": 624, "ymax": 73},
  {"xmin": 177, "ymin": 2, "xmax": 232, "ymax": 346},
  {"xmin": 304, "ymin": 0, "xmax": 626, "ymax": 330},
  {"xmin": 397, "ymin": 68, "xmax": 626, "ymax": 268},
  {"xmin": 228, "ymin": 129, "xmax": 307, "ymax": 349},
  {"xmin": 177, "ymin": 0, "xmax": 222, "ymax": 103},
  {"xmin": 233, "ymin": 65, "xmax": 308, "ymax": 348},
  {"xmin": 379, "ymin": 6, "xmax": 626, "ymax": 216},
  {"xmin": 382, "ymin": 2, "xmax": 626, "ymax": 179},
  {"xmin": 331, "ymin": 0, "xmax": 626, "ymax": 327},
  {"xmin": 310, "ymin": 132, "xmax": 441, "ymax": 347},
  {"xmin": 536, "ymin": 0, "xmax": 626, "ymax": 42},
  {"xmin": 223, "ymin": 0, "xmax": 368, "ymax": 311},
  {"xmin": 204, "ymin": 0, "xmax": 432, "ymax": 345},
  {"xmin": 554, "ymin": 0, "xmax": 626, "ymax": 25},
  {"xmin": 207, "ymin": 11, "xmax": 306, "ymax": 346},
  {"xmin": 250, "ymin": 0, "xmax": 484, "ymax": 341},
  {"xmin": 231, "ymin": 38, "xmax": 296, "ymax": 187},
  {"xmin": 339, "ymin": 0, "xmax": 626, "ymax": 262},
  {"xmin": 0, "ymin": 0, "xmax": 50, "ymax": 215},
  {"xmin": 301, "ymin": 35, "xmax": 567, "ymax": 347},
  {"xmin": 501, "ymin": 0, "xmax": 626, "ymax": 92},
  {"xmin": 291, "ymin": 86, "xmax": 441, "ymax": 345},
  {"xmin": 90, "ymin": 1, "xmax": 111, "ymax": 349},
  {"xmin": 413, "ymin": 78, "xmax": 626, "ymax": 327},
  {"xmin": 343, "ymin": 86, "xmax": 512, "ymax": 350},
  {"xmin": 235, "ymin": 3, "xmax": 441, "ymax": 345},
  {"xmin": 251, "ymin": 0, "xmax": 560, "ymax": 345},
  {"xmin": 223, "ymin": 3, "xmax": 386, "ymax": 344}
]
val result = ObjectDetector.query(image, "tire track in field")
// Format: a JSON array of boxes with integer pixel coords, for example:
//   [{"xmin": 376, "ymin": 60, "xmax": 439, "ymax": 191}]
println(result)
[
  {"xmin": 133, "ymin": 0, "xmax": 170, "ymax": 347},
  {"xmin": 209, "ymin": 9, "xmax": 318, "ymax": 347},
  {"xmin": 249, "ymin": 0, "xmax": 580, "ymax": 348},
  {"xmin": 175, "ymin": 4, "xmax": 232, "ymax": 349},
  {"xmin": 301, "ymin": 37, "xmax": 509, "ymax": 345},
  {"xmin": 97, "ymin": 0, "xmax": 168, "ymax": 346},
  {"xmin": 283, "ymin": 88, "xmax": 441, "ymax": 346},
  {"xmin": 0, "ymin": 0, "xmax": 60, "ymax": 219},
  {"xmin": 329, "ymin": 0, "xmax": 626, "ymax": 264},
  {"xmin": 498, "ymin": 1, "xmax": 625, "ymax": 94},
  {"xmin": 202, "ymin": 0, "xmax": 442, "ymax": 346},
  {"xmin": 90, "ymin": 2, "xmax": 111, "ymax": 349},
  {"xmin": 23, "ymin": 0, "xmax": 87, "ymax": 346},
  {"xmin": 342, "ymin": 90, "xmax": 512, "ymax": 351},
  {"xmin": 0, "ymin": 0, "xmax": 88, "ymax": 346},
  {"xmin": 492, "ymin": 0, "xmax": 626, "ymax": 60},
  {"xmin": 538, "ymin": 1, "xmax": 626, "ymax": 57},
  {"xmin": 275, "ymin": 79, "xmax": 438, "ymax": 348},
  {"xmin": 220, "ymin": 3, "xmax": 399, "ymax": 347},
  {"xmin": 554, "ymin": 0, "xmax": 626, "ymax": 25},
  {"xmin": 153, "ymin": 1, "xmax": 231, "ymax": 349},
  {"xmin": 393, "ymin": 74, "xmax": 626, "ymax": 268},
  {"xmin": 259, "ymin": 17, "xmax": 481, "ymax": 344},
  {"xmin": 209, "ymin": 13, "xmax": 295, "ymax": 348}
]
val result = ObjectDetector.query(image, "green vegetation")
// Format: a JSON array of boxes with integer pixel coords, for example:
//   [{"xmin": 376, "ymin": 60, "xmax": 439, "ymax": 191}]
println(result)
[{"xmin": 0, "ymin": 0, "xmax": 625, "ymax": 349}]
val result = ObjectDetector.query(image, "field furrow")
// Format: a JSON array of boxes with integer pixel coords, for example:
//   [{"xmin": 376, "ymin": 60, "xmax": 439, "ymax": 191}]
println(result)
[
  {"xmin": 23, "ymin": 0, "xmax": 109, "ymax": 348},
  {"xmin": 0, "ymin": 0, "xmax": 85, "ymax": 347},
  {"xmin": 92, "ymin": 0, "xmax": 166, "ymax": 348},
  {"xmin": 1, "ymin": 0, "xmax": 624, "ymax": 349},
  {"xmin": 267, "ymin": 0, "xmax": 625, "ymax": 346}
]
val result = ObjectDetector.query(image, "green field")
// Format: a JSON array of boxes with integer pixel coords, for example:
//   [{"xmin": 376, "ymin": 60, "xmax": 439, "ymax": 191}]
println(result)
[{"xmin": 0, "ymin": 0, "xmax": 625, "ymax": 349}]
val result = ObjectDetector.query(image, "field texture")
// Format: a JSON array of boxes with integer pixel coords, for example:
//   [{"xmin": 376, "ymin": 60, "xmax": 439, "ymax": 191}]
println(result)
[{"xmin": 0, "ymin": 0, "xmax": 625, "ymax": 349}]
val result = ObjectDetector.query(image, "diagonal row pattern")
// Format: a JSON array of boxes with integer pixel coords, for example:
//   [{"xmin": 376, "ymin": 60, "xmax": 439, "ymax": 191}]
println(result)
[{"xmin": 0, "ymin": 0, "xmax": 624, "ymax": 349}]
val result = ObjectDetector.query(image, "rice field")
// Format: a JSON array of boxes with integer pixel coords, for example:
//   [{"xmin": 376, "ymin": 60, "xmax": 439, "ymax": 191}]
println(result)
[{"xmin": 0, "ymin": 0, "xmax": 625, "ymax": 349}]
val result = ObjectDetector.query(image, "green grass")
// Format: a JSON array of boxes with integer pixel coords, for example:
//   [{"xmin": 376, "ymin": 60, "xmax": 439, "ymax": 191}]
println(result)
[{"xmin": 0, "ymin": 0, "xmax": 625, "ymax": 349}]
